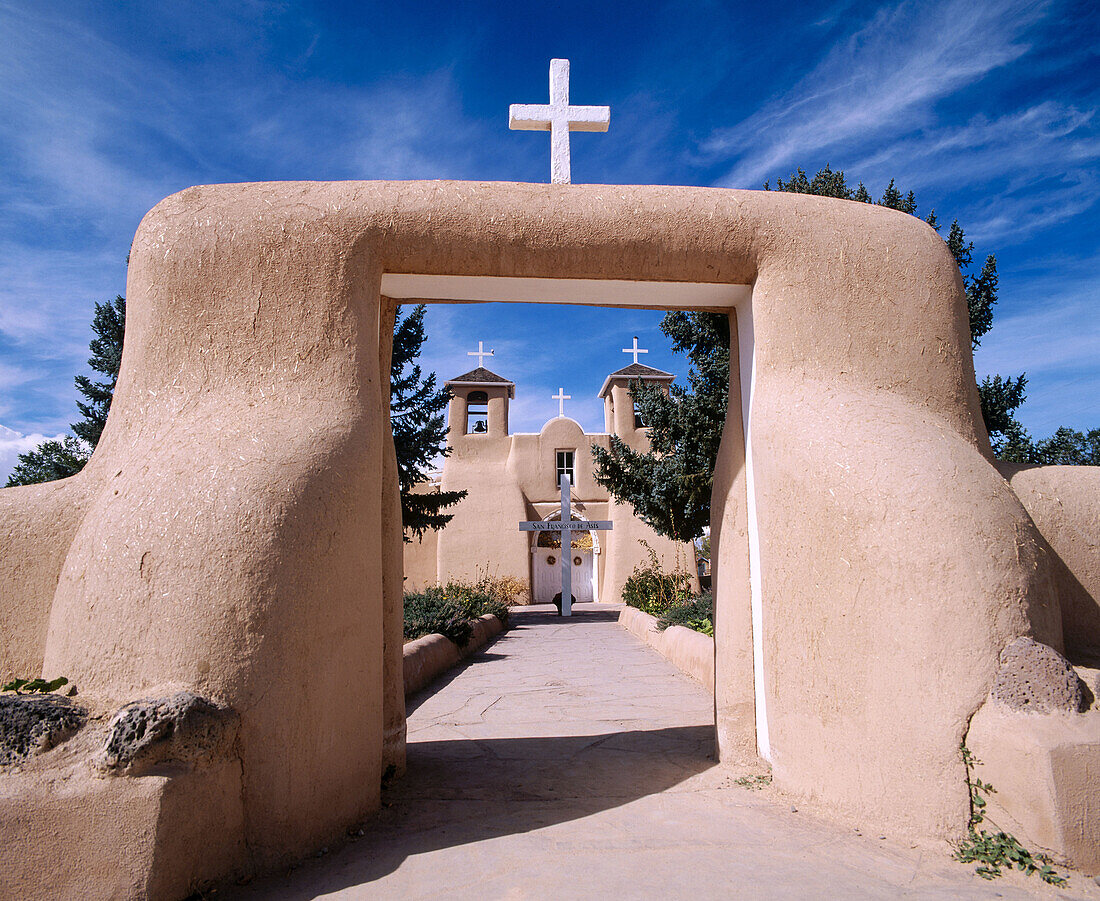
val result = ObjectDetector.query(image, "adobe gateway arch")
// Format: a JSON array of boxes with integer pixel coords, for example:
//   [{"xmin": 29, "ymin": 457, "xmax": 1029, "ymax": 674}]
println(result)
[{"xmin": 1, "ymin": 181, "xmax": 1093, "ymax": 895}]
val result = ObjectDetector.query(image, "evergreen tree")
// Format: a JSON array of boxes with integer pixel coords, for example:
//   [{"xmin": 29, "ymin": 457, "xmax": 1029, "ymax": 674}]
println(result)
[
  {"xmin": 1031, "ymin": 428, "xmax": 1100, "ymax": 465},
  {"xmin": 72, "ymin": 295, "xmax": 125, "ymax": 447},
  {"xmin": 390, "ymin": 304, "xmax": 467, "ymax": 541},
  {"xmin": 591, "ymin": 312, "xmax": 729, "ymax": 541},
  {"xmin": 592, "ymin": 164, "xmax": 1095, "ymax": 541},
  {"xmin": 879, "ymin": 178, "xmax": 904, "ymax": 209},
  {"xmin": 5, "ymin": 296, "xmax": 125, "ymax": 487}
]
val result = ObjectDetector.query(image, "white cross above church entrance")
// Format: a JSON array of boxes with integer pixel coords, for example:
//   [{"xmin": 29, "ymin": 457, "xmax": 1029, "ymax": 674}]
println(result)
[
  {"xmin": 509, "ymin": 58, "xmax": 610, "ymax": 185},
  {"xmin": 552, "ymin": 387, "xmax": 571, "ymax": 417},
  {"xmin": 622, "ymin": 336, "xmax": 648, "ymax": 364},
  {"xmin": 519, "ymin": 475, "xmax": 612, "ymax": 616},
  {"xmin": 468, "ymin": 341, "xmax": 494, "ymax": 368}
]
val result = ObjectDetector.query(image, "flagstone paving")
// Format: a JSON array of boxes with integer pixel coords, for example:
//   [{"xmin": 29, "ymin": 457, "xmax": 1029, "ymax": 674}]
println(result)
[{"xmin": 233, "ymin": 605, "xmax": 1100, "ymax": 900}]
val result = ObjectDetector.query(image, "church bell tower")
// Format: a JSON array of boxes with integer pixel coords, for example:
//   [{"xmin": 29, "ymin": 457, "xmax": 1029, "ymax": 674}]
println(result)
[
  {"xmin": 444, "ymin": 366, "xmax": 515, "ymax": 441},
  {"xmin": 597, "ymin": 336, "xmax": 675, "ymax": 440}
]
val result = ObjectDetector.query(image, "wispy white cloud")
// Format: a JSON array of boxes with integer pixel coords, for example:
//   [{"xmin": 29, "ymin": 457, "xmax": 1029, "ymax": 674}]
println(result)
[
  {"xmin": 974, "ymin": 259, "xmax": 1100, "ymax": 434},
  {"xmin": 0, "ymin": 361, "xmax": 39, "ymax": 393},
  {"xmin": 704, "ymin": 0, "xmax": 1048, "ymax": 188},
  {"xmin": 846, "ymin": 102, "xmax": 1098, "ymax": 189},
  {"xmin": 975, "ymin": 294, "xmax": 1099, "ymax": 376},
  {"xmin": 0, "ymin": 4, "xmax": 493, "ymax": 434},
  {"xmin": 961, "ymin": 171, "xmax": 1100, "ymax": 246},
  {"xmin": 838, "ymin": 102, "xmax": 1100, "ymax": 244}
]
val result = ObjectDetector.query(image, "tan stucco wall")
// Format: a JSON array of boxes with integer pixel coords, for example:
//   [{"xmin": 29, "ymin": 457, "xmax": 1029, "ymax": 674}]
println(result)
[
  {"xmin": 0, "ymin": 180, "xmax": 1094, "ymax": 889},
  {"xmin": 379, "ymin": 296, "xmax": 407, "ymax": 775},
  {"xmin": 437, "ymin": 430, "xmax": 529, "ymax": 586},
  {"xmin": 402, "ymin": 516, "xmax": 440, "ymax": 593},
  {"xmin": 711, "ymin": 308, "xmax": 756, "ymax": 762},
  {"xmin": 968, "ymin": 703, "xmax": 1100, "ymax": 872},
  {"xmin": 997, "ymin": 463, "xmax": 1100, "ymax": 656},
  {"xmin": 0, "ymin": 476, "xmax": 100, "ymax": 682}
]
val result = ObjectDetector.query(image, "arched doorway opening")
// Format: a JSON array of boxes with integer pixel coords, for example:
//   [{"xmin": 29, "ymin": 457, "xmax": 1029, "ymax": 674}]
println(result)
[{"xmin": 531, "ymin": 507, "xmax": 601, "ymax": 605}]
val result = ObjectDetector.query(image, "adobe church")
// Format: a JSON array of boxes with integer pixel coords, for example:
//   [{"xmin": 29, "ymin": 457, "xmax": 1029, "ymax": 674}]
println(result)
[{"xmin": 403, "ymin": 340, "xmax": 699, "ymax": 604}]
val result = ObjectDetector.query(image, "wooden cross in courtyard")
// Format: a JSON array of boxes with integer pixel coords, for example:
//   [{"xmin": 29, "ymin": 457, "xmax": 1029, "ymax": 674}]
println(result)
[
  {"xmin": 622, "ymin": 336, "xmax": 648, "ymax": 364},
  {"xmin": 552, "ymin": 387, "xmax": 571, "ymax": 417},
  {"xmin": 519, "ymin": 475, "xmax": 612, "ymax": 617},
  {"xmin": 468, "ymin": 341, "xmax": 494, "ymax": 367},
  {"xmin": 509, "ymin": 59, "xmax": 610, "ymax": 185}
]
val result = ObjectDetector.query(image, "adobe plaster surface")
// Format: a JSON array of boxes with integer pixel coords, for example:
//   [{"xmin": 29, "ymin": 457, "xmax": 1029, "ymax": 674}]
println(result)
[
  {"xmin": 998, "ymin": 463, "xmax": 1100, "ymax": 657},
  {"xmin": 234, "ymin": 606, "xmax": 1100, "ymax": 900},
  {"xmin": 0, "ymin": 180, "xmax": 1095, "ymax": 893}
]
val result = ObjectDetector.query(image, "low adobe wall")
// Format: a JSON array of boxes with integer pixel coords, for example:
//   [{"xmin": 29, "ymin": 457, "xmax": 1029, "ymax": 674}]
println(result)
[
  {"xmin": 968, "ymin": 700, "xmax": 1100, "ymax": 873},
  {"xmin": 619, "ymin": 606, "xmax": 714, "ymax": 692},
  {"xmin": 402, "ymin": 614, "xmax": 504, "ymax": 697}
]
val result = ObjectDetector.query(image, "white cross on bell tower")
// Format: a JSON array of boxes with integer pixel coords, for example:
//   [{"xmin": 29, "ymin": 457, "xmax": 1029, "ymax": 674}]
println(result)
[
  {"xmin": 468, "ymin": 341, "xmax": 494, "ymax": 368},
  {"xmin": 552, "ymin": 388, "xmax": 571, "ymax": 417},
  {"xmin": 622, "ymin": 336, "xmax": 649, "ymax": 365},
  {"xmin": 509, "ymin": 59, "xmax": 610, "ymax": 185}
]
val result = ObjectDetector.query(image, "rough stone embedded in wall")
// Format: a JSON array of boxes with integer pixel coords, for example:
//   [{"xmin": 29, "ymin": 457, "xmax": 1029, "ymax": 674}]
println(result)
[
  {"xmin": 990, "ymin": 636, "xmax": 1085, "ymax": 713},
  {"xmin": 0, "ymin": 694, "xmax": 87, "ymax": 766},
  {"xmin": 102, "ymin": 691, "xmax": 237, "ymax": 775}
]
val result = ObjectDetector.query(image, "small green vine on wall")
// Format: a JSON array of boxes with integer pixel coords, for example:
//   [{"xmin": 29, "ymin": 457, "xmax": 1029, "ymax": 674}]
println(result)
[
  {"xmin": 954, "ymin": 744, "xmax": 1067, "ymax": 886},
  {"xmin": 2, "ymin": 676, "xmax": 69, "ymax": 694}
]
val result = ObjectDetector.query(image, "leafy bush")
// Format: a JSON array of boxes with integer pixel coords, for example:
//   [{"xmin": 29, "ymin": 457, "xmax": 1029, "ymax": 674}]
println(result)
[
  {"xmin": 621, "ymin": 541, "xmax": 694, "ymax": 616},
  {"xmin": 657, "ymin": 591, "xmax": 714, "ymax": 637},
  {"xmin": 403, "ymin": 587, "xmax": 474, "ymax": 645},
  {"xmin": 479, "ymin": 574, "xmax": 527, "ymax": 608},
  {"xmin": 403, "ymin": 575, "xmax": 517, "ymax": 645}
]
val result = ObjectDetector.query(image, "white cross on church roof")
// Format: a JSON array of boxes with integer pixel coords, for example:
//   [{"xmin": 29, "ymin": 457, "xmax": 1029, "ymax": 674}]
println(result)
[
  {"xmin": 552, "ymin": 387, "xmax": 571, "ymax": 417},
  {"xmin": 509, "ymin": 59, "xmax": 610, "ymax": 185},
  {"xmin": 622, "ymin": 336, "xmax": 649, "ymax": 365},
  {"xmin": 467, "ymin": 341, "xmax": 494, "ymax": 368}
]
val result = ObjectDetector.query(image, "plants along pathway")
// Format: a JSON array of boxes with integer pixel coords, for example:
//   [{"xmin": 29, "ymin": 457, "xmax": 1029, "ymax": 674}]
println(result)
[{"xmin": 235, "ymin": 605, "xmax": 1100, "ymax": 900}]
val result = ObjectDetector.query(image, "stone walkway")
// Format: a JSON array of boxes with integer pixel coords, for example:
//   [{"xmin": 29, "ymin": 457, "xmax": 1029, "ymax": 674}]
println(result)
[{"xmin": 234, "ymin": 605, "xmax": 1099, "ymax": 900}]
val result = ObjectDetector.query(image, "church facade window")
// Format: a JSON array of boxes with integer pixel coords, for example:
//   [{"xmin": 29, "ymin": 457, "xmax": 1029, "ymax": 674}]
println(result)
[
  {"xmin": 633, "ymin": 401, "xmax": 645, "ymax": 429},
  {"xmin": 466, "ymin": 391, "xmax": 488, "ymax": 434},
  {"xmin": 555, "ymin": 449, "xmax": 575, "ymax": 485}
]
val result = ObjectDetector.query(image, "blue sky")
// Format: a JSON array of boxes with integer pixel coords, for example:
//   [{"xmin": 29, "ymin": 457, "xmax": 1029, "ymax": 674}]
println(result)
[{"xmin": 1, "ymin": 0, "xmax": 1097, "ymax": 478}]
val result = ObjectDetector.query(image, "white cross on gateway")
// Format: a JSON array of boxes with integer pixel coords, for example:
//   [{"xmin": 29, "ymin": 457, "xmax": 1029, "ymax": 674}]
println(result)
[{"xmin": 509, "ymin": 59, "xmax": 610, "ymax": 185}]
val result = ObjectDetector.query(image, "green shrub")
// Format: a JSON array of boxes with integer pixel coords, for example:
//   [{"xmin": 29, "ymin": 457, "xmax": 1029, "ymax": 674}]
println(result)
[
  {"xmin": 657, "ymin": 591, "xmax": 714, "ymax": 637},
  {"xmin": 403, "ymin": 575, "xmax": 516, "ymax": 646},
  {"xmin": 621, "ymin": 541, "xmax": 694, "ymax": 616},
  {"xmin": 2, "ymin": 676, "xmax": 69, "ymax": 694},
  {"xmin": 403, "ymin": 587, "xmax": 474, "ymax": 645}
]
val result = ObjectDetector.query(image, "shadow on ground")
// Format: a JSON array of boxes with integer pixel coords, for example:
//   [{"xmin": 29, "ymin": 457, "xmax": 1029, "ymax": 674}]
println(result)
[
  {"xmin": 231, "ymin": 724, "xmax": 714, "ymax": 899},
  {"xmin": 230, "ymin": 604, "xmax": 717, "ymax": 898}
]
